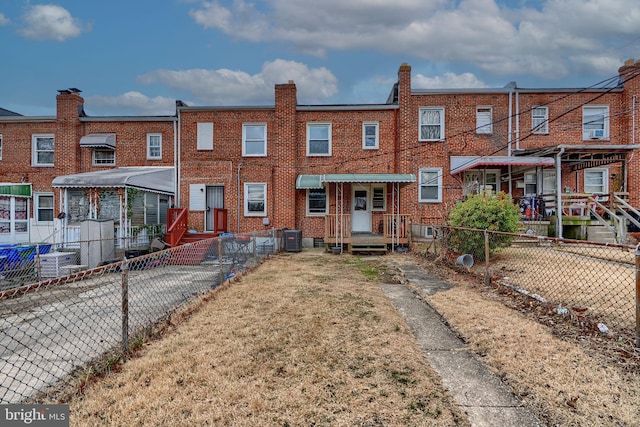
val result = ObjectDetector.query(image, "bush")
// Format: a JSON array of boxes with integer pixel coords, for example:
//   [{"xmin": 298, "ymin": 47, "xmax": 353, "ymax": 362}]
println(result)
[{"xmin": 447, "ymin": 192, "xmax": 520, "ymax": 259}]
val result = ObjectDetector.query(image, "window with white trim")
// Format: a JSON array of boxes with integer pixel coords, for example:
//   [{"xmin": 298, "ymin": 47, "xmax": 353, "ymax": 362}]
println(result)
[
  {"xmin": 242, "ymin": 124, "xmax": 267, "ymax": 156},
  {"xmin": 584, "ymin": 168, "xmax": 608, "ymax": 194},
  {"xmin": 147, "ymin": 133, "xmax": 162, "ymax": 159},
  {"xmin": 362, "ymin": 122, "xmax": 379, "ymax": 149},
  {"xmin": 583, "ymin": 106, "xmax": 609, "ymax": 140},
  {"xmin": 306, "ymin": 186, "xmax": 327, "ymax": 215},
  {"xmin": 244, "ymin": 183, "xmax": 266, "ymax": 216},
  {"xmin": 476, "ymin": 107, "xmax": 492, "ymax": 134},
  {"xmin": 532, "ymin": 106, "xmax": 549, "ymax": 133},
  {"xmin": 93, "ymin": 149, "xmax": 115, "ymax": 165},
  {"xmin": 35, "ymin": 193, "xmax": 54, "ymax": 222},
  {"xmin": 307, "ymin": 123, "xmax": 331, "ymax": 156},
  {"xmin": 197, "ymin": 122, "xmax": 214, "ymax": 150},
  {"xmin": 32, "ymin": 134, "xmax": 54, "ymax": 166},
  {"xmin": 419, "ymin": 168, "xmax": 442, "ymax": 202},
  {"xmin": 372, "ymin": 185, "xmax": 386, "ymax": 211},
  {"xmin": 419, "ymin": 107, "xmax": 444, "ymax": 141}
]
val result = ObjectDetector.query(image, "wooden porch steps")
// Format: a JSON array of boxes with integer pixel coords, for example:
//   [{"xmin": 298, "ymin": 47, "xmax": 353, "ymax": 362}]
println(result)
[{"xmin": 349, "ymin": 242, "xmax": 388, "ymax": 254}]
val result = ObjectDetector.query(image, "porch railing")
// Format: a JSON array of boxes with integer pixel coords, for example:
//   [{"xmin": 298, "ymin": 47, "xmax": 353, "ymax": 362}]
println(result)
[
  {"xmin": 325, "ymin": 214, "xmax": 351, "ymax": 239},
  {"xmin": 382, "ymin": 214, "xmax": 412, "ymax": 239},
  {"xmin": 165, "ymin": 208, "xmax": 188, "ymax": 247}
]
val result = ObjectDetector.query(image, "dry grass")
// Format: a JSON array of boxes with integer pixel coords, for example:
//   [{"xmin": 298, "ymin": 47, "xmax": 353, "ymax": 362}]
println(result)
[
  {"xmin": 69, "ymin": 251, "xmax": 469, "ymax": 427},
  {"xmin": 395, "ymin": 254, "xmax": 640, "ymax": 427}
]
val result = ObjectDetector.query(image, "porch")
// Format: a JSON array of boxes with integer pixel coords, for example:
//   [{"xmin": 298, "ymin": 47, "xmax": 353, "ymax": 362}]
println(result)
[{"xmin": 324, "ymin": 214, "xmax": 412, "ymax": 254}]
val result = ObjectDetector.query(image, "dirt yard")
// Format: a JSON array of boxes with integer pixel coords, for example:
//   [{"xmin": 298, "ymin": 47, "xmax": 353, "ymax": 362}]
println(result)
[{"xmin": 63, "ymin": 249, "xmax": 639, "ymax": 426}]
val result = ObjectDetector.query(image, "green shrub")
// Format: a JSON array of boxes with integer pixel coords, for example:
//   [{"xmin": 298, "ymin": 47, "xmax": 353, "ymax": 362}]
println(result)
[{"xmin": 447, "ymin": 192, "xmax": 520, "ymax": 259}]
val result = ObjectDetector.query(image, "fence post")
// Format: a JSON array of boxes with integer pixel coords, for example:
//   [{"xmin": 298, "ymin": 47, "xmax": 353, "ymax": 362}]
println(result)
[
  {"xmin": 121, "ymin": 258, "xmax": 129, "ymax": 353},
  {"xmin": 484, "ymin": 230, "xmax": 491, "ymax": 286},
  {"xmin": 252, "ymin": 232, "xmax": 257, "ymax": 258},
  {"xmin": 635, "ymin": 244, "xmax": 640, "ymax": 348},
  {"xmin": 218, "ymin": 238, "xmax": 224, "ymax": 285}
]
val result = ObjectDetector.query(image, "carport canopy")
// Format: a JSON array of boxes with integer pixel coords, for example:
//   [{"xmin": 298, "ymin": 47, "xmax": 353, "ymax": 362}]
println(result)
[{"xmin": 52, "ymin": 167, "xmax": 175, "ymax": 195}]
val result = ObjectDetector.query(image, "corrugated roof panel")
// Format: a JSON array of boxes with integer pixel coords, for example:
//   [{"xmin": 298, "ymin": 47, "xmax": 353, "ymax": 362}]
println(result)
[{"xmin": 52, "ymin": 167, "xmax": 174, "ymax": 194}]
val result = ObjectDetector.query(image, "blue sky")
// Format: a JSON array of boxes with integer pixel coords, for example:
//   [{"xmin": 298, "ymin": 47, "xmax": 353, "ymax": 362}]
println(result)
[{"xmin": 2, "ymin": 0, "xmax": 640, "ymax": 116}]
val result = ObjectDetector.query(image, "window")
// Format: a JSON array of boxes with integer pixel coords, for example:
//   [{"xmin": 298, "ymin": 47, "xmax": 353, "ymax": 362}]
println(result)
[
  {"xmin": 363, "ymin": 122, "xmax": 379, "ymax": 149},
  {"xmin": 67, "ymin": 190, "xmax": 89, "ymax": 224},
  {"xmin": 147, "ymin": 133, "xmax": 162, "ymax": 159},
  {"xmin": 93, "ymin": 149, "xmax": 115, "ymax": 165},
  {"xmin": 524, "ymin": 172, "xmax": 537, "ymax": 195},
  {"xmin": 36, "ymin": 194, "xmax": 54, "ymax": 222},
  {"xmin": 307, "ymin": 187, "xmax": 327, "ymax": 215},
  {"xmin": 307, "ymin": 123, "xmax": 331, "ymax": 156},
  {"xmin": 419, "ymin": 168, "xmax": 442, "ymax": 202},
  {"xmin": 532, "ymin": 106, "xmax": 549, "ymax": 133},
  {"xmin": 197, "ymin": 123, "xmax": 214, "ymax": 150},
  {"xmin": 244, "ymin": 183, "xmax": 266, "ymax": 216},
  {"xmin": 583, "ymin": 106, "xmax": 609, "ymax": 140},
  {"xmin": 476, "ymin": 107, "xmax": 492, "ymax": 134},
  {"xmin": 584, "ymin": 168, "xmax": 607, "ymax": 194},
  {"xmin": 419, "ymin": 107, "xmax": 444, "ymax": 141},
  {"xmin": 372, "ymin": 186, "xmax": 386, "ymax": 211},
  {"xmin": 242, "ymin": 124, "xmax": 267, "ymax": 156},
  {"xmin": 463, "ymin": 169, "xmax": 499, "ymax": 196},
  {"xmin": 32, "ymin": 134, "xmax": 54, "ymax": 166}
]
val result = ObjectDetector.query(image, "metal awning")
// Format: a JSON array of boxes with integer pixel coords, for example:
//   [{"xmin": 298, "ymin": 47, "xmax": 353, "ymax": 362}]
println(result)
[
  {"xmin": 296, "ymin": 173, "xmax": 416, "ymax": 189},
  {"xmin": 79, "ymin": 133, "xmax": 116, "ymax": 149},
  {"xmin": 52, "ymin": 167, "xmax": 174, "ymax": 194},
  {"xmin": 450, "ymin": 156, "xmax": 555, "ymax": 175},
  {"xmin": 0, "ymin": 183, "xmax": 32, "ymax": 197}
]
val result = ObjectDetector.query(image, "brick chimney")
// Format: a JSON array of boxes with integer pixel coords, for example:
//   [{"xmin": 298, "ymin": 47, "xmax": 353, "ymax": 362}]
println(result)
[
  {"xmin": 273, "ymin": 81, "xmax": 298, "ymax": 229},
  {"xmin": 55, "ymin": 89, "xmax": 84, "ymax": 176}
]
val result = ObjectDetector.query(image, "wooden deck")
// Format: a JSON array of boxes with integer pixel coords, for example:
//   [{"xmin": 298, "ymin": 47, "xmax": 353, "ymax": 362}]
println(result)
[{"xmin": 324, "ymin": 214, "xmax": 411, "ymax": 254}]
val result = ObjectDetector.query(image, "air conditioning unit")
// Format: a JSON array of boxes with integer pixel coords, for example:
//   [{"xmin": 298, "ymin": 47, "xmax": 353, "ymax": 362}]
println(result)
[{"xmin": 590, "ymin": 129, "xmax": 605, "ymax": 139}]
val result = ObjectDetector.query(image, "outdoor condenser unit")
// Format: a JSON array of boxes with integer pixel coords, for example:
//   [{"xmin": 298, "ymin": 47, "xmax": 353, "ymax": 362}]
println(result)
[{"xmin": 284, "ymin": 229, "xmax": 302, "ymax": 252}]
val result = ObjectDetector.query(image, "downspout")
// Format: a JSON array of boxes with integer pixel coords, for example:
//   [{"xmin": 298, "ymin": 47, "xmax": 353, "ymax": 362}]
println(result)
[
  {"xmin": 515, "ymin": 89, "xmax": 520, "ymax": 151},
  {"xmin": 627, "ymin": 95, "xmax": 636, "ymax": 192},
  {"xmin": 176, "ymin": 108, "xmax": 181, "ymax": 207},
  {"xmin": 508, "ymin": 88, "xmax": 513, "ymax": 156},
  {"xmin": 555, "ymin": 148, "xmax": 565, "ymax": 239},
  {"xmin": 393, "ymin": 108, "xmax": 398, "ymax": 173},
  {"xmin": 237, "ymin": 163, "xmax": 242, "ymax": 233}
]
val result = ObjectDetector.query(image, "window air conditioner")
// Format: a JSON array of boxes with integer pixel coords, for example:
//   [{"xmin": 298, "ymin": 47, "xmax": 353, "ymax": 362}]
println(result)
[{"xmin": 590, "ymin": 129, "xmax": 605, "ymax": 139}]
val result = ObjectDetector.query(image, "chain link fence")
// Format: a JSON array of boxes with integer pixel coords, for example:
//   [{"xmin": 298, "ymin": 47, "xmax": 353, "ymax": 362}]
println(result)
[
  {"xmin": 419, "ymin": 226, "xmax": 638, "ymax": 345},
  {"xmin": 0, "ymin": 228, "xmax": 284, "ymax": 404}
]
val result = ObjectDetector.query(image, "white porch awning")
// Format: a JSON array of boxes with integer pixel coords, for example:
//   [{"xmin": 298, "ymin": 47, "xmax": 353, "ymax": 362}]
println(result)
[
  {"xmin": 52, "ymin": 167, "xmax": 174, "ymax": 195},
  {"xmin": 450, "ymin": 156, "xmax": 555, "ymax": 175},
  {"xmin": 296, "ymin": 173, "xmax": 416, "ymax": 189}
]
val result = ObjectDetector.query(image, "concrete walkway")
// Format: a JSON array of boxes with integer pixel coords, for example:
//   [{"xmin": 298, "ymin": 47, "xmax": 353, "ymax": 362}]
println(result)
[{"xmin": 381, "ymin": 258, "xmax": 542, "ymax": 427}]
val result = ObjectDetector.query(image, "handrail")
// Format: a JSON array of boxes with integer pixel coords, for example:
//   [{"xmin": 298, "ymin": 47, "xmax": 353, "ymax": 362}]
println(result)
[{"xmin": 165, "ymin": 208, "xmax": 188, "ymax": 247}]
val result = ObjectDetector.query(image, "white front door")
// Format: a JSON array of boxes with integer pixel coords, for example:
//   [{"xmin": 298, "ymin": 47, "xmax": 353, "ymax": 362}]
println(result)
[{"xmin": 351, "ymin": 185, "xmax": 371, "ymax": 232}]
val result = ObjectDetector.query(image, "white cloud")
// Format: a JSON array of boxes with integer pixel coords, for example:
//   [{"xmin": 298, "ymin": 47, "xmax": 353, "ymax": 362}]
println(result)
[
  {"xmin": 413, "ymin": 72, "xmax": 487, "ymax": 89},
  {"xmin": 19, "ymin": 5, "xmax": 87, "ymax": 41},
  {"xmin": 188, "ymin": 0, "xmax": 640, "ymax": 79},
  {"xmin": 86, "ymin": 92, "xmax": 177, "ymax": 116},
  {"xmin": 0, "ymin": 13, "xmax": 9, "ymax": 26},
  {"xmin": 138, "ymin": 59, "xmax": 338, "ymax": 105}
]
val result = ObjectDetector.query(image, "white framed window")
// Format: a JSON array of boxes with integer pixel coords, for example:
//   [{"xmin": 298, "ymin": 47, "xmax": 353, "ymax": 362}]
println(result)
[
  {"xmin": 35, "ymin": 193, "xmax": 54, "ymax": 222},
  {"xmin": 307, "ymin": 123, "xmax": 332, "ymax": 156},
  {"xmin": 583, "ymin": 106, "xmax": 609, "ymax": 140},
  {"xmin": 419, "ymin": 168, "xmax": 442, "ymax": 202},
  {"xmin": 532, "ymin": 106, "xmax": 549, "ymax": 134},
  {"xmin": 419, "ymin": 107, "xmax": 444, "ymax": 141},
  {"xmin": 306, "ymin": 186, "xmax": 327, "ymax": 216},
  {"xmin": 362, "ymin": 122, "xmax": 379, "ymax": 149},
  {"xmin": 372, "ymin": 185, "xmax": 386, "ymax": 211},
  {"xmin": 476, "ymin": 107, "xmax": 492, "ymax": 134},
  {"xmin": 584, "ymin": 168, "xmax": 608, "ymax": 194},
  {"xmin": 244, "ymin": 183, "xmax": 266, "ymax": 216},
  {"xmin": 32, "ymin": 134, "xmax": 54, "ymax": 166},
  {"xmin": 197, "ymin": 122, "xmax": 214, "ymax": 150},
  {"xmin": 0, "ymin": 134, "xmax": 3, "ymax": 160},
  {"xmin": 147, "ymin": 133, "xmax": 162, "ymax": 159},
  {"xmin": 93, "ymin": 149, "xmax": 115, "ymax": 165},
  {"xmin": 242, "ymin": 123, "xmax": 267, "ymax": 156}
]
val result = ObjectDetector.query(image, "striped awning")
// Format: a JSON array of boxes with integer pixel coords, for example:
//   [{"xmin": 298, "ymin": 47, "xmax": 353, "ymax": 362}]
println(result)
[{"xmin": 296, "ymin": 173, "xmax": 416, "ymax": 189}]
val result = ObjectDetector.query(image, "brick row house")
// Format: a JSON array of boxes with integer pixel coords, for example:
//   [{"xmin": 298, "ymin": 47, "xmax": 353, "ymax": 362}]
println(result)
[{"xmin": 2, "ymin": 60, "xmax": 640, "ymax": 250}]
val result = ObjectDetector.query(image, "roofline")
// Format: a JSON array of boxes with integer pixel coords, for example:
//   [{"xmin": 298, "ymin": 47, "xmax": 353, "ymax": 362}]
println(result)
[
  {"xmin": 80, "ymin": 116, "xmax": 177, "ymax": 122},
  {"xmin": 0, "ymin": 116, "xmax": 56, "ymax": 123},
  {"xmin": 297, "ymin": 104, "xmax": 398, "ymax": 111},
  {"xmin": 412, "ymin": 87, "xmax": 624, "ymax": 95},
  {"xmin": 177, "ymin": 105, "xmax": 275, "ymax": 112}
]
